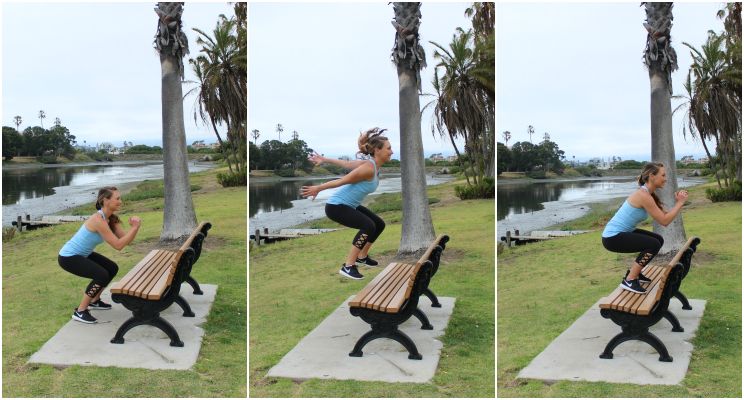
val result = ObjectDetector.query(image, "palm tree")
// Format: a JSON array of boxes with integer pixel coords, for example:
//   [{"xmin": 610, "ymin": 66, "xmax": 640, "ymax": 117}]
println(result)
[
  {"xmin": 276, "ymin": 123, "xmax": 283, "ymax": 142},
  {"xmin": 642, "ymin": 2, "xmax": 685, "ymax": 254},
  {"xmin": 13, "ymin": 116, "xmax": 22, "ymax": 132},
  {"xmin": 391, "ymin": 2, "xmax": 435, "ymax": 255},
  {"xmin": 38, "ymin": 110, "xmax": 46, "ymax": 128},
  {"xmin": 429, "ymin": 28, "xmax": 488, "ymax": 186},
  {"xmin": 251, "ymin": 129, "xmax": 260, "ymax": 143},
  {"xmin": 502, "ymin": 130, "xmax": 511, "ymax": 146},
  {"xmin": 292, "ymin": 130, "xmax": 299, "ymax": 141},
  {"xmin": 191, "ymin": 10, "xmax": 246, "ymax": 173},
  {"xmin": 54, "ymin": 117, "xmax": 61, "ymax": 127},
  {"xmin": 527, "ymin": 125, "xmax": 534, "ymax": 143},
  {"xmin": 154, "ymin": 2, "xmax": 197, "ymax": 241}
]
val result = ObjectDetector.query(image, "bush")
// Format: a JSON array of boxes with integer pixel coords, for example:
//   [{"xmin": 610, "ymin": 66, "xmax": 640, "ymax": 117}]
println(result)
[
  {"xmin": 575, "ymin": 166, "xmax": 603, "ymax": 177},
  {"xmin": 705, "ymin": 183, "xmax": 742, "ymax": 203},
  {"xmin": 368, "ymin": 193, "xmax": 440, "ymax": 214},
  {"xmin": 123, "ymin": 181, "xmax": 201, "ymax": 202},
  {"xmin": 526, "ymin": 170, "xmax": 547, "ymax": 179},
  {"xmin": 275, "ymin": 168, "xmax": 296, "ymax": 177},
  {"xmin": 3, "ymin": 227, "xmax": 16, "ymax": 242},
  {"xmin": 217, "ymin": 171, "xmax": 247, "ymax": 187},
  {"xmin": 454, "ymin": 178, "xmax": 494, "ymax": 200}
]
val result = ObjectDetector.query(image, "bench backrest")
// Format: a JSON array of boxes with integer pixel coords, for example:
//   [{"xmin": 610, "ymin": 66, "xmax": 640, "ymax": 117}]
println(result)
[{"xmin": 403, "ymin": 235, "xmax": 449, "ymax": 302}]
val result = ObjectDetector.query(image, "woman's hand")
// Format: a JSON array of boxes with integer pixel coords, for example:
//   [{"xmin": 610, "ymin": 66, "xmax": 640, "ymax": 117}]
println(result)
[
  {"xmin": 675, "ymin": 190, "xmax": 689, "ymax": 203},
  {"xmin": 301, "ymin": 185, "xmax": 321, "ymax": 200},
  {"xmin": 129, "ymin": 216, "xmax": 141, "ymax": 228},
  {"xmin": 308, "ymin": 152, "xmax": 325, "ymax": 166}
]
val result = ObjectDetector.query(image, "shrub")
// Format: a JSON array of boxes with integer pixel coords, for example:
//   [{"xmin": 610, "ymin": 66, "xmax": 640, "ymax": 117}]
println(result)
[
  {"xmin": 368, "ymin": 193, "xmax": 440, "ymax": 214},
  {"xmin": 705, "ymin": 183, "xmax": 742, "ymax": 203},
  {"xmin": 3, "ymin": 227, "xmax": 16, "ymax": 242},
  {"xmin": 526, "ymin": 170, "xmax": 547, "ymax": 179},
  {"xmin": 217, "ymin": 171, "xmax": 247, "ymax": 187},
  {"xmin": 38, "ymin": 154, "xmax": 58, "ymax": 164},
  {"xmin": 275, "ymin": 168, "xmax": 296, "ymax": 177},
  {"xmin": 123, "ymin": 181, "xmax": 201, "ymax": 202},
  {"xmin": 454, "ymin": 178, "xmax": 494, "ymax": 200}
]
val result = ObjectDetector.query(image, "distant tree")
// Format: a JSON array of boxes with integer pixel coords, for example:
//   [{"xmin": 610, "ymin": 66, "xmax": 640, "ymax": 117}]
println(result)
[
  {"xmin": 251, "ymin": 129, "xmax": 260, "ymax": 143},
  {"xmin": 292, "ymin": 130, "xmax": 299, "ymax": 141},
  {"xmin": 54, "ymin": 117, "xmax": 61, "ymax": 127},
  {"xmin": 13, "ymin": 116, "xmax": 22, "ymax": 132},
  {"xmin": 38, "ymin": 110, "xmax": 46, "ymax": 129},
  {"xmin": 501, "ymin": 130, "xmax": 511, "ymax": 146},
  {"xmin": 527, "ymin": 124, "xmax": 534, "ymax": 143},
  {"xmin": 3, "ymin": 126, "xmax": 23, "ymax": 159},
  {"xmin": 496, "ymin": 142, "xmax": 510, "ymax": 174},
  {"xmin": 276, "ymin": 123, "xmax": 283, "ymax": 142}
]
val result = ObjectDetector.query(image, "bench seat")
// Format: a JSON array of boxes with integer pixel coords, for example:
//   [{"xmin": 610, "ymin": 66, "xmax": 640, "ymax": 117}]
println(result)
[{"xmin": 110, "ymin": 249, "xmax": 181, "ymax": 300}]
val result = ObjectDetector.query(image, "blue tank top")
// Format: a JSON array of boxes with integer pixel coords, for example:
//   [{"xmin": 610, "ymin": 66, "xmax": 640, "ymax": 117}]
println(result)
[
  {"xmin": 327, "ymin": 159, "xmax": 379, "ymax": 208},
  {"xmin": 602, "ymin": 200, "xmax": 649, "ymax": 238},
  {"xmin": 59, "ymin": 210, "xmax": 106, "ymax": 257}
]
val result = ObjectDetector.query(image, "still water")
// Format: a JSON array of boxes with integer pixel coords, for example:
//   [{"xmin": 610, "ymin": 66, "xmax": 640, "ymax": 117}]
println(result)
[
  {"xmin": 496, "ymin": 177, "xmax": 704, "ymax": 238},
  {"xmin": 2, "ymin": 162, "xmax": 214, "ymax": 226}
]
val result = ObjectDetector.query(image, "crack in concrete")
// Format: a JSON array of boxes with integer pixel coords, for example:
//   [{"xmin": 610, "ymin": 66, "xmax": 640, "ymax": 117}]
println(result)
[
  {"xmin": 629, "ymin": 355, "xmax": 663, "ymax": 379},
  {"xmin": 143, "ymin": 343, "xmax": 175, "ymax": 364},
  {"xmin": 375, "ymin": 353, "xmax": 413, "ymax": 377}
]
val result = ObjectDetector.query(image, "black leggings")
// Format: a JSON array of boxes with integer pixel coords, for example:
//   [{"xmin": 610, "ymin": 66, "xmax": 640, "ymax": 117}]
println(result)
[
  {"xmin": 325, "ymin": 203, "xmax": 386, "ymax": 249},
  {"xmin": 602, "ymin": 229, "xmax": 664, "ymax": 268},
  {"xmin": 58, "ymin": 252, "xmax": 119, "ymax": 299}
]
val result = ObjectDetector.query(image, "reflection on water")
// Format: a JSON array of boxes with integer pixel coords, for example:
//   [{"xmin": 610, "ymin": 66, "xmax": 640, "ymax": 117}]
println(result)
[
  {"xmin": 497, "ymin": 180, "xmax": 634, "ymax": 220},
  {"xmin": 249, "ymin": 179, "xmax": 326, "ymax": 218},
  {"xmin": 2, "ymin": 166, "xmax": 112, "ymax": 205}
]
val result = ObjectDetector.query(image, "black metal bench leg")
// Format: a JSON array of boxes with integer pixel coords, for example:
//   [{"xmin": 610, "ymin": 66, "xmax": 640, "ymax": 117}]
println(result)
[
  {"xmin": 422, "ymin": 288, "xmax": 441, "ymax": 308},
  {"xmin": 175, "ymin": 295, "xmax": 196, "ymax": 317},
  {"xmin": 349, "ymin": 326, "xmax": 423, "ymax": 360},
  {"xmin": 186, "ymin": 276, "xmax": 203, "ymax": 295},
  {"xmin": 110, "ymin": 314, "xmax": 184, "ymax": 347},
  {"xmin": 599, "ymin": 329, "xmax": 672, "ymax": 362},
  {"xmin": 413, "ymin": 308, "xmax": 433, "ymax": 330},
  {"xmin": 674, "ymin": 291, "xmax": 692, "ymax": 310},
  {"xmin": 663, "ymin": 310, "xmax": 684, "ymax": 332}
]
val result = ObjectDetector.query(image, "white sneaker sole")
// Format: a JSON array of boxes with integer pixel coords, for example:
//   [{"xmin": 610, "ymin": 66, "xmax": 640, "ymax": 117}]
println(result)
[{"xmin": 339, "ymin": 269, "xmax": 364, "ymax": 280}]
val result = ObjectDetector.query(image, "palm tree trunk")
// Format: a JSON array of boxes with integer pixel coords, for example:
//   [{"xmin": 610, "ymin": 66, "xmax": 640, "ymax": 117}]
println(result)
[
  {"xmin": 160, "ymin": 52, "xmax": 198, "ymax": 241},
  {"xmin": 397, "ymin": 65, "xmax": 435, "ymax": 254},
  {"xmin": 649, "ymin": 71, "xmax": 686, "ymax": 254}
]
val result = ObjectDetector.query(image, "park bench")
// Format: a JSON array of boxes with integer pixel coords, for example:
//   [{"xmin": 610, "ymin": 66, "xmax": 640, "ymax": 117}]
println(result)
[
  {"xmin": 598, "ymin": 236, "xmax": 701, "ymax": 362},
  {"xmin": 347, "ymin": 234, "xmax": 449, "ymax": 360},
  {"xmin": 109, "ymin": 222, "xmax": 212, "ymax": 347}
]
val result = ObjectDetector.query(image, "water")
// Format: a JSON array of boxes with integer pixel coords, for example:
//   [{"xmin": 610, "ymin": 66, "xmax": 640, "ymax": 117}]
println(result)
[
  {"xmin": 496, "ymin": 177, "xmax": 705, "ymax": 239},
  {"xmin": 2, "ymin": 161, "xmax": 214, "ymax": 226},
  {"xmin": 249, "ymin": 174, "xmax": 453, "ymax": 232}
]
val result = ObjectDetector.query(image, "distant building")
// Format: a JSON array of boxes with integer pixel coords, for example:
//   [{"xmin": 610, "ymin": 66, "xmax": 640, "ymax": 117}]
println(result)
[
  {"xmin": 680, "ymin": 155, "xmax": 696, "ymax": 165},
  {"xmin": 429, "ymin": 153, "xmax": 445, "ymax": 162},
  {"xmin": 588, "ymin": 157, "xmax": 611, "ymax": 170},
  {"xmin": 446, "ymin": 155, "xmax": 458, "ymax": 162}
]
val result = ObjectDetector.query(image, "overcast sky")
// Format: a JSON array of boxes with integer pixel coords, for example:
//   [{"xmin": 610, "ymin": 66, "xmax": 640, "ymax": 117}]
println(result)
[
  {"xmin": 2, "ymin": 2, "xmax": 233, "ymax": 148},
  {"xmin": 497, "ymin": 2, "xmax": 724, "ymax": 162},
  {"xmin": 249, "ymin": 2, "xmax": 472, "ymax": 159}
]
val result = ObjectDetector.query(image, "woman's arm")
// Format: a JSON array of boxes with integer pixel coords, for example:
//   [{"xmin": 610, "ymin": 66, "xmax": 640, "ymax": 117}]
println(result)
[
  {"xmin": 301, "ymin": 162, "xmax": 374, "ymax": 200},
  {"xmin": 641, "ymin": 190, "xmax": 688, "ymax": 226},
  {"xmin": 309, "ymin": 152, "xmax": 367, "ymax": 170},
  {"xmin": 92, "ymin": 215, "xmax": 141, "ymax": 251}
]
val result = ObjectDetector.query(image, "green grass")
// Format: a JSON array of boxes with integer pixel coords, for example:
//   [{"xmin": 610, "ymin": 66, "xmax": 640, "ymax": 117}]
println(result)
[
  {"xmin": 249, "ymin": 180, "xmax": 495, "ymax": 397},
  {"xmin": 497, "ymin": 182, "xmax": 742, "ymax": 397},
  {"xmin": 2, "ymin": 168, "xmax": 246, "ymax": 397}
]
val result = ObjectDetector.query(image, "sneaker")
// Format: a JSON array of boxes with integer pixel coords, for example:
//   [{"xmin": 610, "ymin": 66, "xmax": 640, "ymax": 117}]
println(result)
[
  {"xmin": 339, "ymin": 264, "xmax": 364, "ymax": 280},
  {"xmin": 620, "ymin": 278, "xmax": 646, "ymax": 294},
  {"xmin": 355, "ymin": 256, "xmax": 379, "ymax": 267},
  {"xmin": 72, "ymin": 308, "xmax": 97, "ymax": 324},
  {"xmin": 624, "ymin": 270, "xmax": 652, "ymax": 283},
  {"xmin": 88, "ymin": 299, "xmax": 112, "ymax": 310}
]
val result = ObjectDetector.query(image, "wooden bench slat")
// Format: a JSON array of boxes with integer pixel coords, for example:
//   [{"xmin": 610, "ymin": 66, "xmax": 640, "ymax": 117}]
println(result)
[
  {"xmin": 110, "ymin": 250, "xmax": 168, "ymax": 294},
  {"xmin": 349, "ymin": 262, "xmax": 408, "ymax": 308},
  {"xmin": 126, "ymin": 251, "xmax": 175, "ymax": 298},
  {"xmin": 362, "ymin": 263, "xmax": 414, "ymax": 311}
]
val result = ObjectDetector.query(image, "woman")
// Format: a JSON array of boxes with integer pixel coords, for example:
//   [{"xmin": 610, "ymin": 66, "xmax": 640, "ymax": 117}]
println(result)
[
  {"xmin": 602, "ymin": 162, "xmax": 688, "ymax": 294},
  {"xmin": 300, "ymin": 128, "xmax": 393, "ymax": 280},
  {"xmin": 58, "ymin": 186, "xmax": 141, "ymax": 323}
]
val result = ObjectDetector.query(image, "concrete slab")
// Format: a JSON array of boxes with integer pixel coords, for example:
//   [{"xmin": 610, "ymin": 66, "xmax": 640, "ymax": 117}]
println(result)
[
  {"xmin": 517, "ymin": 299, "xmax": 706, "ymax": 385},
  {"xmin": 267, "ymin": 296, "xmax": 456, "ymax": 383},
  {"xmin": 28, "ymin": 284, "xmax": 218, "ymax": 370}
]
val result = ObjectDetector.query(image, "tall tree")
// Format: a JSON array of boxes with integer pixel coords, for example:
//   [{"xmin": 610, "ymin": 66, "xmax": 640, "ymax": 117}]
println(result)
[
  {"xmin": 54, "ymin": 117, "xmax": 61, "ymax": 127},
  {"xmin": 251, "ymin": 129, "xmax": 260, "ymax": 143},
  {"xmin": 527, "ymin": 124, "xmax": 534, "ymax": 143},
  {"xmin": 502, "ymin": 130, "xmax": 511, "ymax": 146},
  {"xmin": 38, "ymin": 110, "xmax": 46, "ymax": 129},
  {"xmin": 276, "ymin": 123, "xmax": 283, "ymax": 142},
  {"xmin": 13, "ymin": 115, "xmax": 22, "ymax": 132},
  {"xmin": 391, "ymin": 2, "xmax": 435, "ymax": 254},
  {"xmin": 643, "ymin": 2, "xmax": 685, "ymax": 253},
  {"xmin": 154, "ymin": 2, "xmax": 197, "ymax": 241}
]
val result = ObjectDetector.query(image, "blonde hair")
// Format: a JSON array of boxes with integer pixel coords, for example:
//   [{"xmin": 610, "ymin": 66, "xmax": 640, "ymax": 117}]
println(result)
[
  {"xmin": 357, "ymin": 127, "xmax": 388, "ymax": 157},
  {"xmin": 95, "ymin": 186, "xmax": 121, "ymax": 229},
  {"xmin": 638, "ymin": 162, "xmax": 664, "ymax": 209}
]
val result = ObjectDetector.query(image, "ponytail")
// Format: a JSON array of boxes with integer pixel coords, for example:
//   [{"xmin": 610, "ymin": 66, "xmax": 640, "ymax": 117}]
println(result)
[
  {"xmin": 95, "ymin": 186, "xmax": 121, "ymax": 231},
  {"xmin": 357, "ymin": 127, "xmax": 388, "ymax": 157}
]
